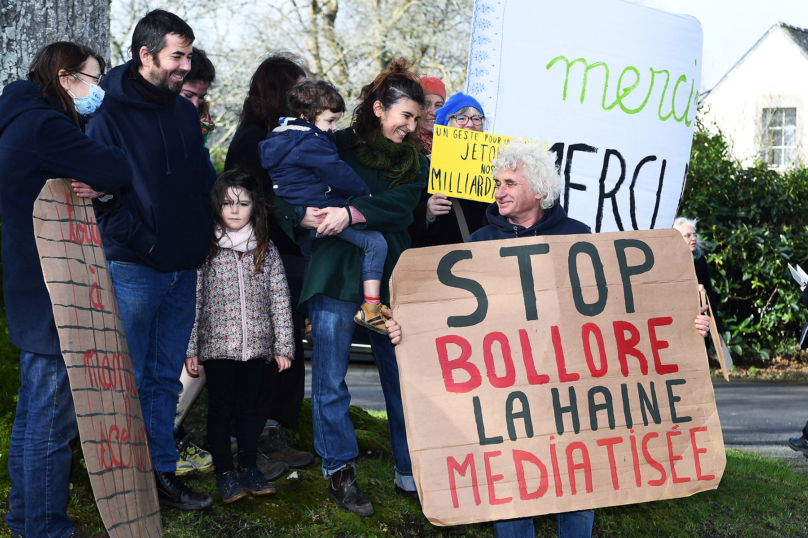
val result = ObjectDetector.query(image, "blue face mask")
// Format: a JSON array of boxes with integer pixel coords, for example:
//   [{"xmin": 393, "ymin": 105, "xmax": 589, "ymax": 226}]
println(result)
[{"xmin": 68, "ymin": 74, "xmax": 105, "ymax": 115}]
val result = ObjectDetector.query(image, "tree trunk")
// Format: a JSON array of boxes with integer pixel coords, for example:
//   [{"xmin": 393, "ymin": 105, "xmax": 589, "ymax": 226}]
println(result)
[{"xmin": 0, "ymin": 0, "xmax": 110, "ymax": 91}]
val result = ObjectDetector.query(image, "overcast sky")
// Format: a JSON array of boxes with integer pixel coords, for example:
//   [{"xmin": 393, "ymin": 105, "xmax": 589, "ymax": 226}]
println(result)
[{"xmin": 637, "ymin": 0, "xmax": 808, "ymax": 90}]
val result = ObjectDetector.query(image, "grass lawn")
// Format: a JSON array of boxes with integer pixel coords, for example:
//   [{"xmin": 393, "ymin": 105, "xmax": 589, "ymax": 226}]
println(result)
[
  {"xmin": 0, "ymin": 318, "xmax": 805, "ymax": 537},
  {"xmin": 0, "ymin": 386, "xmax": 806, "ymax": 537}
]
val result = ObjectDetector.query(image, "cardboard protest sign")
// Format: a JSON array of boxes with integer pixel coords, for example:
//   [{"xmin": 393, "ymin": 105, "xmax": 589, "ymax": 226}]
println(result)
[
  {"xmin": 428, "ymin": 126, "xmax": 546, "ymax": 203},
  {"xmin": 390, "ymin": 229, "xmax": 725, "ymax": 526},
  {"xmin": 466, "ymin": 0, "xmax": 702, "ymax": 232},
  {"xmin": 33, "ymin": 179, "xmax": 162, "ymax": 538}
]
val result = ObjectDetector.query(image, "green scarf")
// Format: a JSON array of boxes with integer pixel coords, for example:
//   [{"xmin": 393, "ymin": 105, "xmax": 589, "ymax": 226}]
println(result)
[{"xmin": 354, "ymin": 131, "xmax": 420, "ymax": 189}]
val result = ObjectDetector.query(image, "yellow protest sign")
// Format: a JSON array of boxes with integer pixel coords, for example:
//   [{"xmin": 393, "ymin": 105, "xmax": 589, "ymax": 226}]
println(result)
[
  {"xmin": 429, "ymin": 126, "xmax": 547, "ymax": 203},
  {"xmin": 428, "ymin": 125, "xmax": 506, "ymax": 203}
]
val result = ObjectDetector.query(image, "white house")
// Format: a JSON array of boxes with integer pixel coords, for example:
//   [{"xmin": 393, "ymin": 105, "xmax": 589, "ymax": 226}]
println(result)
[{"xmin": 700, "ymin": 22, "xmax": 808, "ymax": 169}]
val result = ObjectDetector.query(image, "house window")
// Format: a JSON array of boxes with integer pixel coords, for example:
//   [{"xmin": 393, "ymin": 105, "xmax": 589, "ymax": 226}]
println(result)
[{"xmin": 762, "ymin": 108, "xmax": 797, "ymax": 166}]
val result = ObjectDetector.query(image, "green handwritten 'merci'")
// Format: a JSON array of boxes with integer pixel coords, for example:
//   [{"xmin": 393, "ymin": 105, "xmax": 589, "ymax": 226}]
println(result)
[{"xmin": 546, "ymin": 56, "xmax": 699, "ymax": 127}]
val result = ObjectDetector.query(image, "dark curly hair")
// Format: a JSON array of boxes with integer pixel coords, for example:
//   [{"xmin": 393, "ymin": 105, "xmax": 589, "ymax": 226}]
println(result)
[
  {"xmin": 286, "ymin": 79, "xmax": 345, "ymax": 123},
  {"xmin": 187, "ymin": 47, "xmax": 215, "ymax": 85},
  {"xmin": 239, "ymin": 53, "xmax": 307, "ymax": 130},
  {"xmin": 27, "ymin": 41, "xmax": 106, "ymax": 131},
  {"xmin": 208, "ymin": 168, "xmax": 270, "ymax": 274},
  {"xmin": 351, "ymin": 59, "xmax": 425, "ymax": 144}
]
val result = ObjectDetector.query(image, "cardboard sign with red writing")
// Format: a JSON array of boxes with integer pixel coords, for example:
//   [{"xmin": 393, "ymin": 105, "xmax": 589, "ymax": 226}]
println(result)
[
  {"xmin": 33, "ymin": 179, "xmax": 162, "ymax": 537},
  {"xmin": 390, "ymin": 229, "xmax": 725, "ymax": 526}
]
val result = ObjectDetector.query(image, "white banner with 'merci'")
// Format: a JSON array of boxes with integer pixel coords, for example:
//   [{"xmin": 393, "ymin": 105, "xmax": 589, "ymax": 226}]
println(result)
[{"xmin": 466, "ymin": 0, "xmax": 703, "ymax": 232}]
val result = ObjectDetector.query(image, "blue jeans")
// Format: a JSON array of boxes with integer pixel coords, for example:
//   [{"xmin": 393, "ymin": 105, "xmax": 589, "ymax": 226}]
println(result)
[
  {"xmin": 6, "ymin": 350, "xmax": 79, "ymax": 538},
  {"xmin": 308, "ymin": 293, "xmax": 414, "ymax": 490},
  {"xmin": 493, "ymin": 510, "xmax": 595, "ymax": 538},
  {"xmin": 107, "ymin": 261, "xmax": 196, "ymax": 472},
  {"xmin": 302, "ymin": 228, "xmax": 387, "ymax": 282}
]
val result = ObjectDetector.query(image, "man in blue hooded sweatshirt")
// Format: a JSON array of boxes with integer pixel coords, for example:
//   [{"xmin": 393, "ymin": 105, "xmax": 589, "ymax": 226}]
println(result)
[
  {"xmin": 86, "ymin": 9, "xmax": 214, "ymax": 510},
  {"xmin": 386, "ymin": 140, "xmax": 713, "ymax": 537},
  {"xmin": 468, "ymin": 140, "xmax": 596, "ymax": 538}
]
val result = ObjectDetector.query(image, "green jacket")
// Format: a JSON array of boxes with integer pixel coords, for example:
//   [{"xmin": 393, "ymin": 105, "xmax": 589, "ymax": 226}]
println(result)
[{"xmin": 273, "ymin": 129, "xmax": 428, "ymax": 314}]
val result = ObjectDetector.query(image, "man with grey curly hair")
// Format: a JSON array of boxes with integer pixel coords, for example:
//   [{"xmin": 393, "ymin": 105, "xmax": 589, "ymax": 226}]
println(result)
[
  {"xmin": 466, "ymin": 139, "xmax": 594, "ymax": 536},
  {"xmin": 387, "ymin": 138, "xmax": 714, "ymax": 538},
  {"xmin": 468, "ymin": 139, "xmax": 590, "ymax": 241}
]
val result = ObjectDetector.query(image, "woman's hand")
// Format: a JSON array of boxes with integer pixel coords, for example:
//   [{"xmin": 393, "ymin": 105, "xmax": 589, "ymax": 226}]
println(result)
[
  {"xmin": 695, "ymin": 305, "xmax": 710, "ymax": 338},
  {"xmin": 275, "ymin": 355, "xmax": 291, "ymax": 372},
  {"xmin": 71, "ymin": 181, "xmax": 106, "ymax": 199},
  {"xmin": 426, "ymin": 193, "xmax": 452, "ymax": 220},
  {"xmin": 300, "ymin": 207, "xmax": 324, "ymax": 230},
  {"xmin": 185, "ymin": 356, "xmax": 199, "ymax": 377},
  {"xmin": 315, "ymin": 206, "xmax": 351, "ymax": 236},
  {"xmin": 382, "ymin": 307, "xmax": 402, "ymax": 345}
]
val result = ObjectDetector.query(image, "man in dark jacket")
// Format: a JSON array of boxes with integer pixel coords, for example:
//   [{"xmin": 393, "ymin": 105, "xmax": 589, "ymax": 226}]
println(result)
[
  {"xmin": 86, "ymin": 9, "xmax": 214, "ymax": 510},
  {"xmin": 468, "ymin": 140, "xmax": 595, "ymax": 538},
  {"xmin": 388, "ymin": 140, "xmax": 712, "ymax": 538}
]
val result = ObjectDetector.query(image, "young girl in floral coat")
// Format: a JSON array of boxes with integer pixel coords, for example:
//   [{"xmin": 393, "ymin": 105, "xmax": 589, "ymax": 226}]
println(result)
[{"xmin": 185, "ymin": 168, "xmax": 295, "ymax": 503}]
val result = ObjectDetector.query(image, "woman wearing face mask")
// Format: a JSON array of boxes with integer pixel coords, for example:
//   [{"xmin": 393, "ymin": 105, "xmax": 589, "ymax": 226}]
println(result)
[
  {"xmin": 409, "ymin": 92, "xmax": 490, "ymax": 247},
  {"xmin": 0, "ymin": 42, "xmax": 132, "ymax": 538}
]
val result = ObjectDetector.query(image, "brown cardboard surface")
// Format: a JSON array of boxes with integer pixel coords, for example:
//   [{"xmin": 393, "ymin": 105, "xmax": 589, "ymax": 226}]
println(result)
[
  {"xmin": 33, "ymin": 179, "xmax": 162, "ymax": 537},
  {"xmin": 390, "ymin": 229, "xmax": 725, "ymax": 526}
]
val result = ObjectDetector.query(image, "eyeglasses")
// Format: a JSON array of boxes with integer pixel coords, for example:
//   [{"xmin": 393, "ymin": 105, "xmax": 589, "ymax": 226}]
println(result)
[
  {"xmin": 450, "ymin": 114, "xmax": 485, "ymax": 126},
  {"xmin": 682, "ymin": 233, "xmax": 698, "ymax": 239},
  {"xmin": 73, "ymin": 71, "xmax": 104, "ymax": 85}
]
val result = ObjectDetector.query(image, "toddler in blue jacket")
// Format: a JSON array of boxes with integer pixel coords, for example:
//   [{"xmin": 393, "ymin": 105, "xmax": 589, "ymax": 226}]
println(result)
[{"xmin": 260, "ymin": 80, "xmax": 389, "ymax": 335}]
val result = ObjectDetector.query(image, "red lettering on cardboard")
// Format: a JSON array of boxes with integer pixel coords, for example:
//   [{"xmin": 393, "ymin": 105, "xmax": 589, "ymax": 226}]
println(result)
[
  {"xmin": 613, "ymin": 321, "xmax": 649, "ymax": 376},
  {"xmin": 436, "ymin": 335, "xmax": 481, "ymax": 394}
]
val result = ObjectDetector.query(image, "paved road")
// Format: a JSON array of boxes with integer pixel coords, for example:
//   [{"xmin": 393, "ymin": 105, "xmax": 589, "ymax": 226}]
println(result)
[
  {"xmin": 305, "ymin": 363, "xmax": 808, "ymax": 471},
  {"xmin": 713, "ymin": 380, "xmax": 808, "ymax": 471}
]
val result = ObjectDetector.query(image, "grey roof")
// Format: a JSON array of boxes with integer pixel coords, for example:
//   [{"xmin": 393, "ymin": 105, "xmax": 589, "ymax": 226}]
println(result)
[{"xmin": 780, "ymin": 22, "xmax": 808, "ymax": 55}]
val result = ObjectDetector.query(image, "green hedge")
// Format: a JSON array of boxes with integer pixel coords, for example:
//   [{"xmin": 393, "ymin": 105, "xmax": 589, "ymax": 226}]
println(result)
[{"xmin": 679, "ymin": 120, "xmax": 808, "ymax": 361}]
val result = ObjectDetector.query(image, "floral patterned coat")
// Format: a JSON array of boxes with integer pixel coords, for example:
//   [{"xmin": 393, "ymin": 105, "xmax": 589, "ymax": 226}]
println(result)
[{"xmin": 186, "ymin": 242, "xmax": 295, "ymax": 362}]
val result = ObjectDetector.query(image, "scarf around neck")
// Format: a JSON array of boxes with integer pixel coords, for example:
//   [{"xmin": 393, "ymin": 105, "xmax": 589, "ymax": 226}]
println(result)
[
  {"xmin": 354, "ymin": 130, "xmax": 420, "ymax": 189},
  {"xmin": 418, "ymin": 129, "xmax": 433, "ymax": 156},
  {"xmin": 216, "ymin": 223, "xmax": 257, "ymax": 253},
  {"xmin": 128, "ymin": 63, "xmax": 178, "ymax": 106}
]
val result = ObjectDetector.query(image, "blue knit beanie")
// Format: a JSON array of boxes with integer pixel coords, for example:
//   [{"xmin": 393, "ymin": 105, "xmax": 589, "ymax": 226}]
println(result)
[{"xmin": 434, "ymin": 92, "xmax": 486, "ymax": 126}]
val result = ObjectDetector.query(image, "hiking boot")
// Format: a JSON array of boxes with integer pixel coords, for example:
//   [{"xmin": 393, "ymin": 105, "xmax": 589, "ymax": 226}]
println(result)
[
  {"xmin": 329, "ymin": 463, "xmax": 374, "ymax": 517},
  {"xmin": 175, "ymin": 435, "xmax": 213, "ymax": 476},
  {"xmin": 256, "ymin": 449, "xmax": 290, "ymax": 480},
  {"xmin": 304, "ymin": 318, "xmax": 313, "ymax": 342},
  {"xmin": 70, "ymin": 530, "xmax": 109, "ymax": 538},
  {"xmin": 788, "ymin": 435, "xmax": 808, "ymax": 457},
  {"xmin": 354, "ymin": 303, "xmax": 389, "ymax": 335},
  {"xmin": 155, "ymin": 470, "xmax": 214, "ymax": 510},
  {"xmin": 239, "ymin": 466, "xmax": 277, "ymax": 496},
  {"xmin": 216, "ymin": 471, "xmax": 247, "ymax": 504},
  {"xmin": 257, "ymin": 423, "xmax": 315, "ymax": 468}
]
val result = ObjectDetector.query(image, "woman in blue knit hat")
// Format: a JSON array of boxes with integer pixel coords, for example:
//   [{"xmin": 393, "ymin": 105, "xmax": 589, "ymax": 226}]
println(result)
[
  {"xmin": 434, "ymin": 91, "xmax": 486, "ymax": 132},
  {"xmin": 409, "ymin": 92, "xmax": 489, "ymax": 246}
]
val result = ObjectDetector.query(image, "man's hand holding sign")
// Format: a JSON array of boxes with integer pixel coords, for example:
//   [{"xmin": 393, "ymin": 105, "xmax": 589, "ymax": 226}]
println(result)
[{"xmin": 388, "ymin": 140, "xmax": 722, "ymax": 528}]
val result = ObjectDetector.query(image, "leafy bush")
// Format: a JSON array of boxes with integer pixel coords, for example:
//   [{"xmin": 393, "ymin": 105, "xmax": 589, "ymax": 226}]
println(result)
[{"xmin": 679, "ymin": 119, "xmax": 808, "ymax": 360}]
